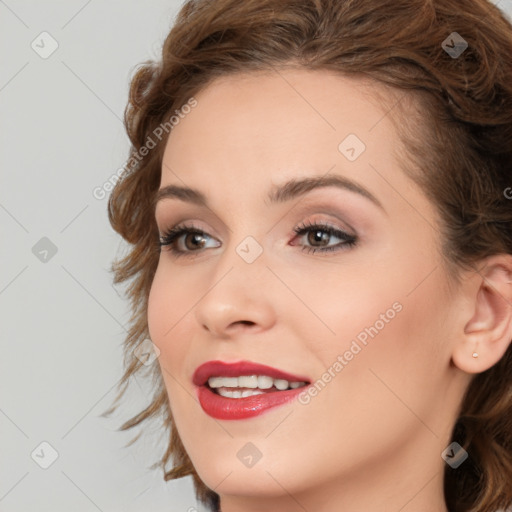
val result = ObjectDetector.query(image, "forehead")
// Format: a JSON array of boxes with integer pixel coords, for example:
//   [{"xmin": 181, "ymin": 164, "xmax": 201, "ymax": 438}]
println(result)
[{"xmin": 162, "ymin": 68, "xmax": 404, "ymax": 173}]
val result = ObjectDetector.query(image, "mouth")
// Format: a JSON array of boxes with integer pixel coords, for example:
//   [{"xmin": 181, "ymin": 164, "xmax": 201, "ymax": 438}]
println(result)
[
  {"xmin": 193, "ymin": 360, "xmax": 312, "ymax": 420},
  {"xmin": 207, "ymin": 374, "xmax": 308, "ymax": 397}
]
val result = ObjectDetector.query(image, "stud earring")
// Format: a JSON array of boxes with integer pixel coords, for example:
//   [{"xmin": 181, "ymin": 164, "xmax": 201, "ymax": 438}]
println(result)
[{"xmin": 472, "ymin": 343, "xmax": 479, "ymax": 358}]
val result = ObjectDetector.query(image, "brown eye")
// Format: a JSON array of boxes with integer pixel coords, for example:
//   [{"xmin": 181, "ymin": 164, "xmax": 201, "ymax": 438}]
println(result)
[
  {"xmin": 159, "ymin": 223, "xmax": 221, "ymax": 257},
  {"xmin": 292, "ymin": 222, "xmax": 358, "ymax": 254},
  {"xmin": 183, "ymin": 232, "xmax": 207, "ymax": 250},
  {"xmin": 307, "ymin": 229, "xmax": 331, "ymax": 247}
]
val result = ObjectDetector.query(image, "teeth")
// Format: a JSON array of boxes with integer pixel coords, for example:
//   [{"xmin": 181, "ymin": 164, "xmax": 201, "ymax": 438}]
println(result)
[
  {"xmin": 274, "ymin": 379, "xmax": 289, "ymax": 390},
  {"xmin": 207, "ymin": 375, "xmax": 307, "ymax": 391},
  {"xmin": 257, "ymin": 375, "xmax": 273, "ymax": 389},
  {"xmin": 239, "ymin": 375, "xmax": 259, "ymax": 388},
  {"xmin": 217, "ymin": 389, "xmax": 266, "ymax": 398}
]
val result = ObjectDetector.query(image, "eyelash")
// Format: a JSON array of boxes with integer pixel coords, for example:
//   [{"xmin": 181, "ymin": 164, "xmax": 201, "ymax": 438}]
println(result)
[{"xmin": 158, "ymin": 220, "xmax": 358, "ymax": 258}]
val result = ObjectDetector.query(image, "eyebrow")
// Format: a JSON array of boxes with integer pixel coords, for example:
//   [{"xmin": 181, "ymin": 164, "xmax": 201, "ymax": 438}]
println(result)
[{"xmin": 153, "ymin": 174, "xmax": 385, "ymax": 212}]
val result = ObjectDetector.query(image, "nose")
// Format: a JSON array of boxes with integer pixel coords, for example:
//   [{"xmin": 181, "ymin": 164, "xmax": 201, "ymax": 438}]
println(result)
[{"xmin": 194, "ymin": 248, "xmax": 277, "ymax": 339}]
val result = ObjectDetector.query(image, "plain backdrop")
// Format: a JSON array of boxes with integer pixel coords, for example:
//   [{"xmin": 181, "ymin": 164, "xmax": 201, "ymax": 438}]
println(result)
[{"xmin": 1, "ymin": 1, "xmax": 511, "ymax": 511}]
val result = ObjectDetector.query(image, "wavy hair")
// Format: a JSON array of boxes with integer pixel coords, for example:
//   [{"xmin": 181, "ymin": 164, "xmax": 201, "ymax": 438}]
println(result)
[{"xmin": 104, "ymin": 1, "xmax": 512, "ymax": 511}]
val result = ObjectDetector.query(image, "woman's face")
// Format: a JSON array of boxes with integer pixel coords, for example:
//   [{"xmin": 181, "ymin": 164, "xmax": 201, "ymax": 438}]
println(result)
[{"xmin": 148, "ymin": 69, "xmax": 470, "ymax": 509}]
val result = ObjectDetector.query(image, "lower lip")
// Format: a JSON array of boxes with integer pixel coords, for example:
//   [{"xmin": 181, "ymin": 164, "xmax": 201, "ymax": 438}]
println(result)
[{"xmin": 196, "ymin": 385, "xmax": 307, "ymax": 420}]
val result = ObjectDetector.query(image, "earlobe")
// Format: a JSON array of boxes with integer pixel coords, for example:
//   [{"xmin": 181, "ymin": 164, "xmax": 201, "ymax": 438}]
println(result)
[{"xmin": 451, "ymin": 255, "xmax": 512, "ymax": 374}]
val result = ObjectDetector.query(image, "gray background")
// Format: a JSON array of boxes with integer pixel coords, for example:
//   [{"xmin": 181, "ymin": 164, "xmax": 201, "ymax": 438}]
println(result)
[{"xmin": 1, "ymin": 1, "xmax": 511, "ymax": 511}]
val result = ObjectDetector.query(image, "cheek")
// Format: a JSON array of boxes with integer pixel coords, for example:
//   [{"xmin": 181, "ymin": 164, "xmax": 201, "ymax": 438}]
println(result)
[
  {"xmin": 147, "ymin": 270, "xmax": 167, "ymax": 351},
  {"xmin": 147, "ymin": 263, "xmax": 192, "ymax": 365},
  {"xmin": 147, "ymin": 267, "xmax": 198, "ymax": 422},
  {"xmin": 316, "ymin": 270, "xmax": 452, "ymax": 433},
  {"xmin": 303, "ymin": 253, "xmax": 451, "ymax": 406}
]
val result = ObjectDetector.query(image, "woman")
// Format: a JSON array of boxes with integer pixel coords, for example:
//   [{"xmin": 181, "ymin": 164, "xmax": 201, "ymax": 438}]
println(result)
[{"xmin": 105, "ymin": 0, "xmax": 512, "ymax": 511}]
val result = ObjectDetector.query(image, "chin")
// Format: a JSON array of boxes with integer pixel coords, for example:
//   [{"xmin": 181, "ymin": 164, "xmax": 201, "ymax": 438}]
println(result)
[{"xmin": 193, "ymin": 460, "xmax": 307, "ymax": 499}]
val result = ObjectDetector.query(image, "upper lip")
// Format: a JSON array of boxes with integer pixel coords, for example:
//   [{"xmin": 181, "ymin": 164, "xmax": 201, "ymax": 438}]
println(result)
[{"xmin": 193, "ymin": 360, "xmax": 311, "ymax": 387}]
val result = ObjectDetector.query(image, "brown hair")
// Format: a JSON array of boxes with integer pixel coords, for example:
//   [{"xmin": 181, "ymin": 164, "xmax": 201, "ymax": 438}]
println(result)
[{"xmin": 104, "ymin": 1, "xmax": 512, "ymax": 511}]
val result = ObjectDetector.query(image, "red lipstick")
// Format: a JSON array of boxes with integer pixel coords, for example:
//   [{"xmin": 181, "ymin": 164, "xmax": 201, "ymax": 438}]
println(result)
[{"xmin": 193, "ymin": 360, "xmax": 311, "ymax": 420}]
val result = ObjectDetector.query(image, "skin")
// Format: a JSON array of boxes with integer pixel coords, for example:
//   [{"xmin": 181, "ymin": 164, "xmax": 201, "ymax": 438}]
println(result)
[{"xmin": 147, "ymin": 68, "xmax": 512, "ymax": 512}]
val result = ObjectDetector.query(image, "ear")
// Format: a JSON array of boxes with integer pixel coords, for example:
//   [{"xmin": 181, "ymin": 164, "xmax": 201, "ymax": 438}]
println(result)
[{"xmin": 451, "ymin": 254, "xmax": 512, "ymax": 374}]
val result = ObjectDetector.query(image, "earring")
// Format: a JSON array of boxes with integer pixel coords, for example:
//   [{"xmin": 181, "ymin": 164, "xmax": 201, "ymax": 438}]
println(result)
[{"xmin": 472, "ymin": 343, "xmax": 479, "ymax": 358}]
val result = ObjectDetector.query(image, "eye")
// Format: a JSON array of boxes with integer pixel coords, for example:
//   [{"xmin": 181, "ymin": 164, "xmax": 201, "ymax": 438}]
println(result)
[
  {"xmin": 158, "ymin": 220, "xmax": 358, "ymax": 258},
  {"xmin": 158, "ymin": 222, "xmax": 220, "ymax": 257},
  {"xmin": 292, "ymin": 220, "xmax": 357, "ymax": 254}
]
